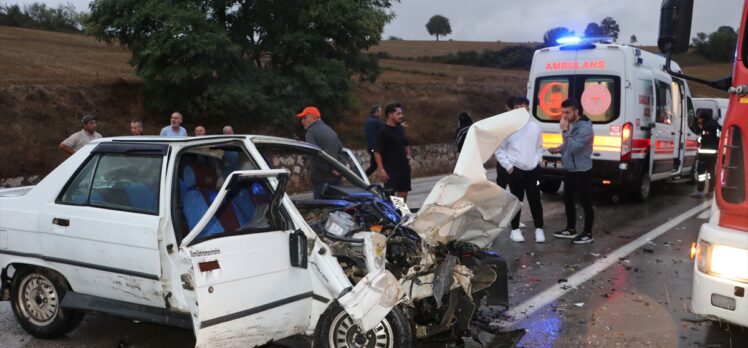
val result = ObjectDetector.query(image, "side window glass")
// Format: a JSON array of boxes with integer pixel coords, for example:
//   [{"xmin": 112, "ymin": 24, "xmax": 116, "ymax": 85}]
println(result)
[
  {"xmin": 655, "ymin": 81, "xmax": 673, "ymax": 125},
  {"xmin": 89, "ymin": 154, "xmax": 162, "ymax": 214},
  {"xmin": 60, "ymin": 155, "xmax": 99, "ymax": 205}
]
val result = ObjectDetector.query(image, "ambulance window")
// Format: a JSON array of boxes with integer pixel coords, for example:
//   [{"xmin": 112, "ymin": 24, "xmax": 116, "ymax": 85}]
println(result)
[
  {"xmin": 655, "ymin": 81, "xmax": 673, "ymax": 124},
  {"xmin": 687, "ymin": 97, "xmax": 698, "ymax": 134},
  {"xmin": 534, "ymin": 77, "xmax": 570, "ymax": 121},
  {"xmin": 580, "ymin": 77, "xmax": 618, "ymax": 122},
  {"xmin": 533, "ymin": 75, "xmax": 619, "ymax": 124}
]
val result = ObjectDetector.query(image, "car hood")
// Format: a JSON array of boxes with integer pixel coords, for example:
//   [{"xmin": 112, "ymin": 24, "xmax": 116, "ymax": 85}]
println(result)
[{"xmin": 406, "ymin": 108, "xmax": 529, "ymax": 248}]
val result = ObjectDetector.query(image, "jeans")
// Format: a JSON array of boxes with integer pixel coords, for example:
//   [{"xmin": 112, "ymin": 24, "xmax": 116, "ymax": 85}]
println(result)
[
  {"xmin": 496, "ymin": 162, "xmax": 510, "ymax": 189},
  {"xmin": 365, "ymin": 148, "xmax": 378, "ymax": 176},
  {"xmin": 697, "ymin": 154, "xmax": 717, "ymax": 193},
  {"xmin": 508, "ymin": 167, "xmax": 544, "ymax": 230},
  {"xmin": 563, "ymin": 170, "xmax": 594, "ymax": 235}
]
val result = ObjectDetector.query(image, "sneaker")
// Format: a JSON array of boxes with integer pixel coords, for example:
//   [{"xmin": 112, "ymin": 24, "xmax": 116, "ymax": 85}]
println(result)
[
  {"xmin": 509, "ymin": 229, "xmax": 524, "ymax": 242},
  {"xmin": 535, "ymin": 228, "xmax": 545, "ymax": 243},
  {"xmin": 553, "ymin": 228, "xmax": 578, "ymax": 239},
  {"xmin": 519, "ymin": 222, "xmax": 527, "ymax": 229},
  {"xmin": 572, "ymin": 233, "xmax": 594, "ymax": 244}
]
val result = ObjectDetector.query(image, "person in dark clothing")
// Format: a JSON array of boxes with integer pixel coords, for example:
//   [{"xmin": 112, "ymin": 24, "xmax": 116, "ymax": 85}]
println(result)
[
  {"xmin": 549, "ymin": 99, "xmax": 595, "ymax": 244},
  {"xmin": 693, "ymin": 109, "xmax": 722, "ymax": 198},
  {"xmin": 297, "ymin": 106, "xmax": 343, "ymax": 199},
  {"xmin": 455, "ymin": 112, "xmax": 473, "ymax": 153},
  {"xmin": 364, "ymin": 105, "xmax": 383, "ymax": 176},
  {"xmin": 375, "ymin": 103, "xmax": 411, "ymax": 201},
  {"xmin": 495, "ymin": 96, "xmax": 517, "ymax": 189}
]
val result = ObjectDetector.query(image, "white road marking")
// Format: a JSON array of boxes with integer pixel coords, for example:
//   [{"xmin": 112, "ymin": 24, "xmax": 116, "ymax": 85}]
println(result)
[
  {"xmin": 697, "ymin": 206, "xmax": 712, "ymax": 219},
  {"xmin": 495, "ymin": 200, "xmax": 711, "ymax": 328}
]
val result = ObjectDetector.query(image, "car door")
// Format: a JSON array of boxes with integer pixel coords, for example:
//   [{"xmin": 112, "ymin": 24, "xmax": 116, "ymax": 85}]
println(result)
[
  {"xmin": 39, "ymin": 143, "xmax": 167, "ymax": 306},
  {"xmin": 177, "ymin": 169, "xmax": 313, "ymax": 347},
  {"xmin": 650, "ymin": 77, "xmax": 677, "ymax": 180}
]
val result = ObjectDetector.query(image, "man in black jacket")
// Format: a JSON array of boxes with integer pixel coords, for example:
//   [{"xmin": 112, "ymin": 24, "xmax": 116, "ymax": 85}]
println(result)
[{"xmin": 693, "ymin": 109, "xmax": 722, "ymax": 198}]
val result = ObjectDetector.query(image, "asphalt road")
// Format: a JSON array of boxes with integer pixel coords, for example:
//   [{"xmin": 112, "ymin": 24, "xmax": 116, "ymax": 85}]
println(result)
[{"xmin": 1, "ymin": 171, "xmax": 745, "ymax": 348}]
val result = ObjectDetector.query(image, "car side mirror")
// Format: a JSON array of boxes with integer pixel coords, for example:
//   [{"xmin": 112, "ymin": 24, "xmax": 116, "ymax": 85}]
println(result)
[
  {"xmin": 658, "ymin": 0, "xmax": 694, "ymax": 55},
  {"xmin": 289, "ymin": 229, "xmax": 308, "ymax": 268}
]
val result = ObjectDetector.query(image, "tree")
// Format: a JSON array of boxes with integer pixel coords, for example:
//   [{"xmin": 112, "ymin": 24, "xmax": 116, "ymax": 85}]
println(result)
[
  {"xmin": 542, "ymin": 27, "xmax": 574, "ymax": 47},
  {"xmin": 0, "ymin": 3, "xmax": 84, "ymax": 32},
  {"xmin": 88, "ymin": 0, "xmax": 396, "ymax": 129},
  {"xmin": 583, "ymin": 23, "xmax": 603, "ymax": 37},
  {"xmin": 630, "ymin": 34, "xmax": 638, "ymax": 45},
  {"xmin": 426, "ymin": 15, "xmax": 451, "ymax": 41},
  {"xmin": 693, "ymin": 26, "xmax": 738, "ymax": 62},
  {"xmin": 600, "ymin": 16, "xmax": 620, "ymax": 41}
]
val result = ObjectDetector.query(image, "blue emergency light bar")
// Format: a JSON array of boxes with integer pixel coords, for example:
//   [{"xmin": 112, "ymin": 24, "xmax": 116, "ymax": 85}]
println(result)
[{"xmin": 556, "ymin": 36, "xmax": 581, "ymax": 44}]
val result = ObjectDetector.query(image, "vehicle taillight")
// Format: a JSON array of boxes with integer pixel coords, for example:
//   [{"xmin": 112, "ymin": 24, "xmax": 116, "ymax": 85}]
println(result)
[{"xmin": 621, "ymin": 122, "xmax": 633, "ymax": 162}]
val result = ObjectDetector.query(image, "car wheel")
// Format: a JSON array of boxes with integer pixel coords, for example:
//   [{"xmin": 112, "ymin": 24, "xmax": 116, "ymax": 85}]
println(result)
[
  {"xmin": 631, "ymin": 175, "xmax": 651, "ymax": 202},
  {"xmin": 314, "ymin": 302, "xmax": 412, "ymax": 348},
  {"xmin": 10, "ymin": 267, "xmax": 84, "ymax": 339},
  {"xmin": 539, "ymin": 180, "xmax": 561, "ymax": 194}
]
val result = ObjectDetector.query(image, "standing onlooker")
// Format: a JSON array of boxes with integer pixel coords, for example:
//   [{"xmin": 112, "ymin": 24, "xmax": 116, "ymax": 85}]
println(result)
[
  {"xmin": 455, "ymin": 112, "xmax": 473, "ymax": 153},
  {"xmin": 160, "ymin": 112, "xmax": 187, "ymax": 137},
  {"xmin": 59, "ymin": 114, "xmax": 103, "ymax": 155},
  {"xmin": 130, "ymin": 119, "xmax": 144, "ymax": 136},
  {"xmin": 693, "ymin": 109, "xmax": 721, "ymax": 198},
  {"xmin": 549, "ymin": 99, "xmax": 595, "ymax": 244},
  {"xmin": 364, "ymin": 105, "xmax": 383, "ymax": 176},
  {"xmin": 495, "ymin": 96, "xmax": 516, "ymax": 189},
  {"xmin": 297, "ymin": 106, "xmax": 343, "ymax": 199},
  {"xmin": 497, "ymin": 99, "xmax": 544, "ymax": 243},
  {"xmin": 223, "ymin": 125, "xmax": 234, "ymax": 135},
  {"xmin": 375, "ymin": 103, "xmax": 411, "ymax": 201},
  {"xmin": 195, "ymin": 125, "xmax": 207, "ymax": 136}
]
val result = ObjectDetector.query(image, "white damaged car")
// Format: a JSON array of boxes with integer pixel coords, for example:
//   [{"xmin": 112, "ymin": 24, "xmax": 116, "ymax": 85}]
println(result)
[{"xmin": 0, "ymin": 109, "xmax": 529, "ymax": 347}]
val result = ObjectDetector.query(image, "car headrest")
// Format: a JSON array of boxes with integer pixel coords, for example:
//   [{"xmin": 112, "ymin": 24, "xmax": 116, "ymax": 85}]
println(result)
[{"xmin": 183, "ymin": 162, "xmax": 218, "ymax": 190}]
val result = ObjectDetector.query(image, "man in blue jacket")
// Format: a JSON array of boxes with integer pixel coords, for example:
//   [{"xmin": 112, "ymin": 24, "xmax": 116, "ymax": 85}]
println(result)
[
  {"xmin": 549, "ymin": 99, "xmax": 595, "ymax": 244},
  {"xmin": 364, "ymin": 105, "xmax": 383, "ymax": 176}
]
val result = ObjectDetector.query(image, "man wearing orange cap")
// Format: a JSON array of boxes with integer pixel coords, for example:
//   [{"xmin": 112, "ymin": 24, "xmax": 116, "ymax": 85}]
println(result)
[{"xmin": 296, "ymin": 106, "xmax": 344, "ymax": 199}]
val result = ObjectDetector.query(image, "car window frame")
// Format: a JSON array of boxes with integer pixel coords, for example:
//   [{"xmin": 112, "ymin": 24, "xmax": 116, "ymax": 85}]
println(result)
[{"xmin": 56, "ymin": 152, "xmax": 164, "ymax": 216}]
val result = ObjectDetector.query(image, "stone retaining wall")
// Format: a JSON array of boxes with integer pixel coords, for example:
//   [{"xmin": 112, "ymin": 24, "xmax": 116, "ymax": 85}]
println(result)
[{"xmin": 1, "ymin": 144, "xmax": 465, "ymax": 189}]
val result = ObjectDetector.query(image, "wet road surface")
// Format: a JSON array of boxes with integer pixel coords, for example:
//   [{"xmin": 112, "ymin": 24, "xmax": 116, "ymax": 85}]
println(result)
[{"xmin": 1, "ymin": 173, "xmax": 746, "ymax": 347}]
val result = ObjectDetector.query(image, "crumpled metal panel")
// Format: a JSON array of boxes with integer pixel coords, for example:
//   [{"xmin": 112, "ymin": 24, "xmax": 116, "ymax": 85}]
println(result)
[{"xmin": 406, "ymin": 109, "xmax": 529, "ymax": 248}]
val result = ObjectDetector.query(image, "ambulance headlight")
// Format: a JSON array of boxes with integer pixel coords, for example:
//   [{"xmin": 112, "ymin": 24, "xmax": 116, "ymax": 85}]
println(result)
[{"xmin": 700, "ymin": 241, "xmax": 748, "ymax": 283}]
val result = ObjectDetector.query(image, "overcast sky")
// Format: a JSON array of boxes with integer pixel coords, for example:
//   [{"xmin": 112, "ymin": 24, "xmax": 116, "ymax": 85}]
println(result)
[{"xmin": 6, "ymin": 0, "xmax": 744, "ymax": 45}]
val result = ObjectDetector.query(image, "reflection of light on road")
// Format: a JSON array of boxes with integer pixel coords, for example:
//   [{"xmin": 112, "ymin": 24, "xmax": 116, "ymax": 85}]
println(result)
[{"xmin": 515, "ymin": 301, "xmax": 562, "ymax": 347}]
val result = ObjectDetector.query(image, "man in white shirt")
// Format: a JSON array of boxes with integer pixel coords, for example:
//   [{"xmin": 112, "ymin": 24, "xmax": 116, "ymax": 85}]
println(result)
[
  {"xmin": 496, "ymin": 97, "xmax": 545, "ymax": 243},
  {"xmin": 160, "ymin": 112, "xmax": 187, "ymax": 137}
]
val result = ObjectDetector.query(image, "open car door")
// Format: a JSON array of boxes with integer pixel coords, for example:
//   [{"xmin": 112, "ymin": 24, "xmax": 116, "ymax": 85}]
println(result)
[{"xmin": 178, "ymin": 169, "xmax": 313, "ymax": 347}]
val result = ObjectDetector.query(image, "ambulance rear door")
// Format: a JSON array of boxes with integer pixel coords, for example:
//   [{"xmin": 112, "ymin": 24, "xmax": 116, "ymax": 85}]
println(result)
[{"xmin": 650, "ymin": 72, "xmax": 678, "ymax": 181}]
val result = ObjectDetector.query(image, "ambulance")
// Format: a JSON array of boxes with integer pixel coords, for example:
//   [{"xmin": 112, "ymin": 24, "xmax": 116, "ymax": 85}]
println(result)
[{"xmin": 527, "ymin": 40, "xmax": 699, "ymax": 201}]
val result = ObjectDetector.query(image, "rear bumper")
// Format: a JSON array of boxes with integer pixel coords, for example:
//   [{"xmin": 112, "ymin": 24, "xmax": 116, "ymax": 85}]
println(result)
[
  {"xmin": 538, "ymin": 157, "xmax": 645, "ymax": 187},
  {"xmin": 691, "ymin": 223, "xmax": 748, "ymax": 327}
]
